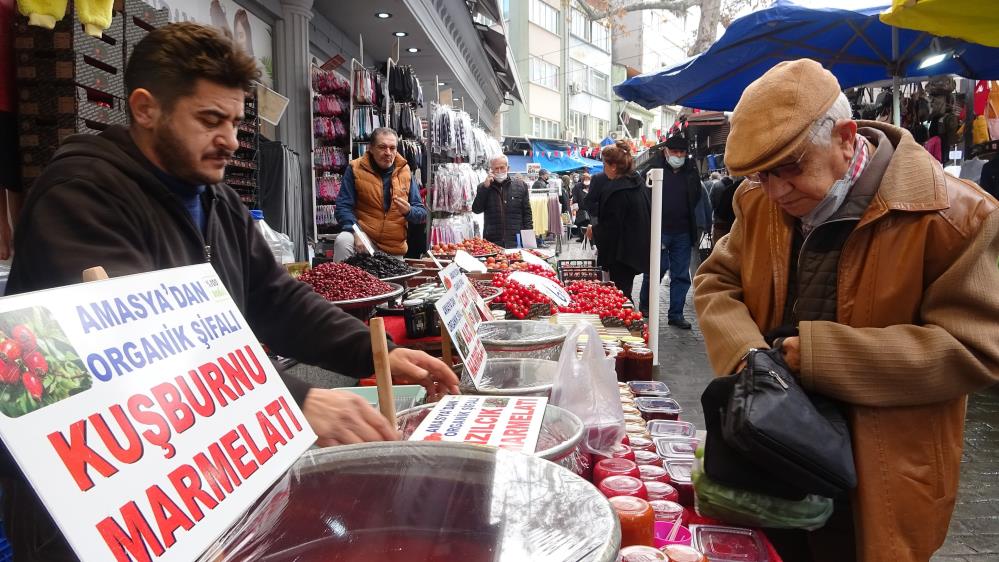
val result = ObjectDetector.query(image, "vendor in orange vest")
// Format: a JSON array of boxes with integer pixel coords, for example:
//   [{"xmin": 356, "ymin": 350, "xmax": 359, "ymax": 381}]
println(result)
[{"xmin": 334, "ymin": 127, "xmax": 428, "ymax": 260}]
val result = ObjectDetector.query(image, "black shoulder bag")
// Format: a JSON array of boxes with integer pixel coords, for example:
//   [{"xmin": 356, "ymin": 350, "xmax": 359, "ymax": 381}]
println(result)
[{"xmin": 701, "ymin": 347, "xmax": 857, "ymax": 499}]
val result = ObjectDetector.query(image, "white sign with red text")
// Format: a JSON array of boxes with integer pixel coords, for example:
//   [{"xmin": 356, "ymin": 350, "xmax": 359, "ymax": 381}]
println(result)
[
  {"xmin": 408, "ymin": 395, "xmax": 547, "ymax": 454},
  {"xmin": 0, "ymin": 264, "xmax": 315, "ymax": 562}
]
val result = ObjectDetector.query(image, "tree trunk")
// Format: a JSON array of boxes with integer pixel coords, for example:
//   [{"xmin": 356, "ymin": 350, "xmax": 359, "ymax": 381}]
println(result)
[{"xmin": 689, "ymin": 0, "xmax": 721, "ymax": 55}]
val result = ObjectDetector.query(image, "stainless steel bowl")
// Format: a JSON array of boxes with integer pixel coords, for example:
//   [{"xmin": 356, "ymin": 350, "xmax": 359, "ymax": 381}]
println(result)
[
  {"xmin": 477, "ymin": 320, "xmax": 569, "ymax": 360},
  {"xmin": 208, "ymin": 442, "xmax": 620, "ymax": 562},
  {"xmin": 459, "ymin": 357, "xmax": 559, "ymax": 397}
]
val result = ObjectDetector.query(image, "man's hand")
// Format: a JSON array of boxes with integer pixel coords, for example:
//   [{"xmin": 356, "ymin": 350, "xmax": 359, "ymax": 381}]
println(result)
[
  {"xmin": 389, "ymin": 347, "xmax": 460, "ymax": 401},
  {"xmin": 392, "ymin": 196, "xmax": 411, "ymax": 215},
  {"xmin": 781, "ymin": 336, "xmax": 801, "ymax": 372},
  {"xmin": 302, "ymin": 388, "xmax": 399, "ymax": 447},
  {"xmin": 484, "ymin": 173, "xmax": 494, "ymax": 188},
  {"xmin": 585, "ymin": 225, "xmax": 593, "ymax": 240},
  {"xmin": 353, "ymin": 233, "xmax": 369, "ymax": 255}
]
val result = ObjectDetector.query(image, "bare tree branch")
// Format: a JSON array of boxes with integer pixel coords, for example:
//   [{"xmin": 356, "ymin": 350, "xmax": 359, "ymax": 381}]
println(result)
[{"xmin": 577, "ymin": 0, "xmax": 700, "ymax": 21}]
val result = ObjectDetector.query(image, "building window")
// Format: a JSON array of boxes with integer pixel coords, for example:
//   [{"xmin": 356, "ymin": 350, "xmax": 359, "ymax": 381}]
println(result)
[
  {"xmin": 593, "ymin": 118, "xmax": 609, "ymax": 140},
  {"xmin": 529, "ymin": 56, "xmax": 560, "ymax": 90},
  {"xmin": 568, "ymin": 58, "xmax": 586, "ymax": 94},
  {"xmin": 531, "ymin": 116, "xmax": 560, "ymax": 139},
  {"xmin": 591, "ymin": 20, "xmax": 610, "ymax": 51},
  {"xmin": 569, "ymin": 110, "xmax": 588, "ymax": 141},
  {"xmin": 589, "ymin": 69, "xmax": 609, "ymax": 98},
  {"xmin": 529, "ymin": 0, "xmax": 559, "ymax": 35},
  {"xmin": 571, "ymin": 9, "xmax": 587, "ymax": 39}
]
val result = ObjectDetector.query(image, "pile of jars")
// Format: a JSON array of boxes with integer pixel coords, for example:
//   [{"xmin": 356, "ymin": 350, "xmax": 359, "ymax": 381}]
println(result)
[{"xmin": 592, "ymin": 381, "xmax": 709, "ymax": 560}]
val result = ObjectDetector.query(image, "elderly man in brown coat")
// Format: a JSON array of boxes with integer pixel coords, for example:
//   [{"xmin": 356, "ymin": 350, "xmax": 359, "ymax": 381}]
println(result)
[{"xmin": 694, "ymin": 59, "xmax": 999, "ymax": 562}]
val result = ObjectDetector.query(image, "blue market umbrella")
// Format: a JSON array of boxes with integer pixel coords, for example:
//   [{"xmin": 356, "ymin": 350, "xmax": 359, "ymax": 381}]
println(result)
[{"xmin": 614, "ymin": 0, "xmax": 999, "ymax": 121}]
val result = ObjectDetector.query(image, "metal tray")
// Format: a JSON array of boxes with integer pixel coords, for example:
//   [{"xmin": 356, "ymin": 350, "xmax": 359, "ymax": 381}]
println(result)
[{"xmin": 329, "ymin": 282, "xmax": 404, "ymax": 310}]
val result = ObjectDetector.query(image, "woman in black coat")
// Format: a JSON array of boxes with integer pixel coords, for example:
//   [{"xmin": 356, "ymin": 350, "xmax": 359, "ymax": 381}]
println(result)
[{"xmin": 589, "ymin": 141, "xmax": 651, "ymax": 299}]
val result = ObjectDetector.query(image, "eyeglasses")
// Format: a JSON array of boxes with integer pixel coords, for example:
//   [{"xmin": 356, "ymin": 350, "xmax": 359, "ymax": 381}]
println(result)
[
  {"xmin": 747, "ymin": 117, "xmax": 834, "ymax": 184},
  {"xmin": 747, "ymin": 149, "xmax": 808, "ymax": 184}
]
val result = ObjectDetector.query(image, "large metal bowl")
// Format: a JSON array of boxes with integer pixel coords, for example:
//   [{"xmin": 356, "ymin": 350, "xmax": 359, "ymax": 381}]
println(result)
[
  {"xmin": 397, "ymin": 403, "xmax": 584, "ymax": 464},
  {"xmin": 206, "ymin": 442, "xmax": 620, "ymax": 562},
  {"xmin": 329, "ymin": 282, "xmax": 404, "ymax": 320},
  {"xmin": 477, "ymin": 320, "xmax": 569, "ymax": 360},
  {"xmin": 459, "ymin": 357, "xmax": 559, "ymax": 397}
]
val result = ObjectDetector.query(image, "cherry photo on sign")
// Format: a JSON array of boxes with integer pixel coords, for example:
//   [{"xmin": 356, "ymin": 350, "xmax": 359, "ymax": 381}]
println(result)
[{"xmin": 0, "ymin": 308, "xmax": 92, "ymax": 417}]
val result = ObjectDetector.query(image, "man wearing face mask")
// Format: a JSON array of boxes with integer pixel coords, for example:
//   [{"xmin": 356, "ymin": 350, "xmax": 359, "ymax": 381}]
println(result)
[
  {"xmin": 638, "ymin": 131, "xmax": 703, "ymax": 327},
  {"xmin": 694, "ymin": 59, "xmax": 999, "ymax": 562},
  {"xmin": 472, "ymin": 155, "xmax": 533, "ymax": 248}
]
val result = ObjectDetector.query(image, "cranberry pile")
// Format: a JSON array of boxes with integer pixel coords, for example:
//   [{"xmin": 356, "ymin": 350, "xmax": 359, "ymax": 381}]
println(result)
[
  {"xmin": 299, "ymin": 262, "xmax": 394, "ymax": 301},
  {"xmin": 0, "ymin": 324, "xmax": 48, "ymax": 400}
]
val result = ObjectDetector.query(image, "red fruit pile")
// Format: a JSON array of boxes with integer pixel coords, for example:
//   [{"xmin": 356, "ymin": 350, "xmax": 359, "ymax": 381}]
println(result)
[
  {"xmin": 491, "ymin": 267, "xmax": 562, "ymax": 319},
  {"xmin": 431, "ymin": 237, "xmax": 503, "ymax": 257},
  {"xmin": 558, "ymin": 281, "xmax": 645, "ymax": 327},
  {"xmin": 0, "ymin": 324, "xmax": 47, "ymax": 400},
  {"xmin": 299, "ymin": 262, "xmax": 394, "ymax": 301}
]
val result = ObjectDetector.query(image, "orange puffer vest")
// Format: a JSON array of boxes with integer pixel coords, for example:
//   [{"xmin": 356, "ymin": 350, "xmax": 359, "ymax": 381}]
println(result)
[{"xmin": 350, "ymin": 154, "xmax": 411, "ymax": 255}]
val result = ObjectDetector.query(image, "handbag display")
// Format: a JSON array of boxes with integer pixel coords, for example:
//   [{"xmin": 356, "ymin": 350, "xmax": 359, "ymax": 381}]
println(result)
[{"xmin": 702, "ymin": 347, "xmax": 857, "ymax": 499}]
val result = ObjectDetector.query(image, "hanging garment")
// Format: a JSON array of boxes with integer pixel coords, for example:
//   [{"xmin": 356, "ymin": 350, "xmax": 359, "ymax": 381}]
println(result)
[
  {"xmin": 924, "ymin": 136, "xmax": 943, "ymax": 162},
  {"xmin": 530, "ymin": 194, "xmax": 549, "ymax": 235}
]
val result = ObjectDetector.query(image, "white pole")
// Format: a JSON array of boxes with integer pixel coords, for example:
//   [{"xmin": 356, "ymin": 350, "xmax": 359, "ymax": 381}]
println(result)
[
  {"xmin": 646, "ymin": 168, "xmax": 663, "ymax": 366},
  {"xmin": 891, "ymin": 27, "xmax": 901, "ymax": 126}
]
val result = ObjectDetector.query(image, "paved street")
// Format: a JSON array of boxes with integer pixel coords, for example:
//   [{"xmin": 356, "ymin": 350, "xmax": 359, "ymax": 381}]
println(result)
[{"xmin": 642, "ymin": 273, "xmax": 999, "ymax": 561}]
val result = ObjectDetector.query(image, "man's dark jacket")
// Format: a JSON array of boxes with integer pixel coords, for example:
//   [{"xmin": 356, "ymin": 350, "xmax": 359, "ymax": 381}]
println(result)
[
  {"xmin": 647, "ymin": 153, "xmax": 703, "ymax": 241},
  {"xmin": 7, "ymin": 127, "xmax": 384, "ymax": 405},
  {"xmin": 471, "ymin": 177, "xmax": 533, "ymax": 247}
]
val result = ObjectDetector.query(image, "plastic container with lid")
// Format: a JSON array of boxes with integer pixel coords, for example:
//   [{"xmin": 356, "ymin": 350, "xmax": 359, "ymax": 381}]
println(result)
[
  {"xmin": 639, "ymin": 465, "xmax": 670, "ymax": 485},
  {"xmin": 627, "ymin": 380, "xmax": 672, "ymax": 397},
  {"xmin": 619, "ymin": 545, "xmax": 668, "ymax": 561},
  {"xmin": 656, "ymin": 440, "xmax": 697, "ymax": 461},
  {"xmin": 664, "ymin": 460, "xmax": 695, "ymax": 507},
  {"xmin": 594, "ymin": 458, "xmax": 641, "ymax": 483},
  {"xmin": 648, "ymin": 499, "xmax": 684, "ymax": 523},
  {"xmin": 635, "ymin": 397, "xmax": 683, "ymax": 421},
  {"xmin": 628, "ymin": 436, "xmax": 656, "ymax": 453},
  {"xmin": 689, "ymin": 525, "xmax": 767, "ymax": 562},
  {"xmin": 645, "ymin": 481, "xmax": 680, "ymax": 503},
  {"xmin": 633, "ymin": 450, "xmax": 664, "ymax": 467},
  {"xmin": 647, "ymin": 420, "xmax": 696, "ymax": 439},
  {"xmin": 599, "ymin": 475, "xmax": 649, "ymax": 500},
  {"xmin": 609, "ymin": 496, "xmax": 655, "ymax": 548},
  {"xmin": 661, "ymin": 544, "xmax": 707, "ymax": 562}
]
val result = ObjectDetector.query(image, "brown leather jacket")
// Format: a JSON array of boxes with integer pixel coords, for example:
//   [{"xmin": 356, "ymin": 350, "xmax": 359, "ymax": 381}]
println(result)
[
  {"xmin": 350, "ymin": 154, "xmax": 411, "ymax": 255},
  {"xmin": 694, "ymin": 122, "xmax": 999, "ymax": 561}
]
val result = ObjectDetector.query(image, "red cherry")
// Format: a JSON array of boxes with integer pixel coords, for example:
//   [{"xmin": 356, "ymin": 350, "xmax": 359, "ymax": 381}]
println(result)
[
  {"xmin": 23, "ymin": 351, "xmax": 48, "ymax": 377},
  {"xmin": 0, "ymin": 339, "xmax": 22, "ymax": 362},
  {"xmin": 11, "ymin": 325, "xmax": 36, "ymax": 352},
  {"xmin": 22, "ymin": 372, "xmax": 43, "ymax": 400},
  {"xmin": 0, "ymin": 360, "xmax": 20, "ymax": 384}
]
